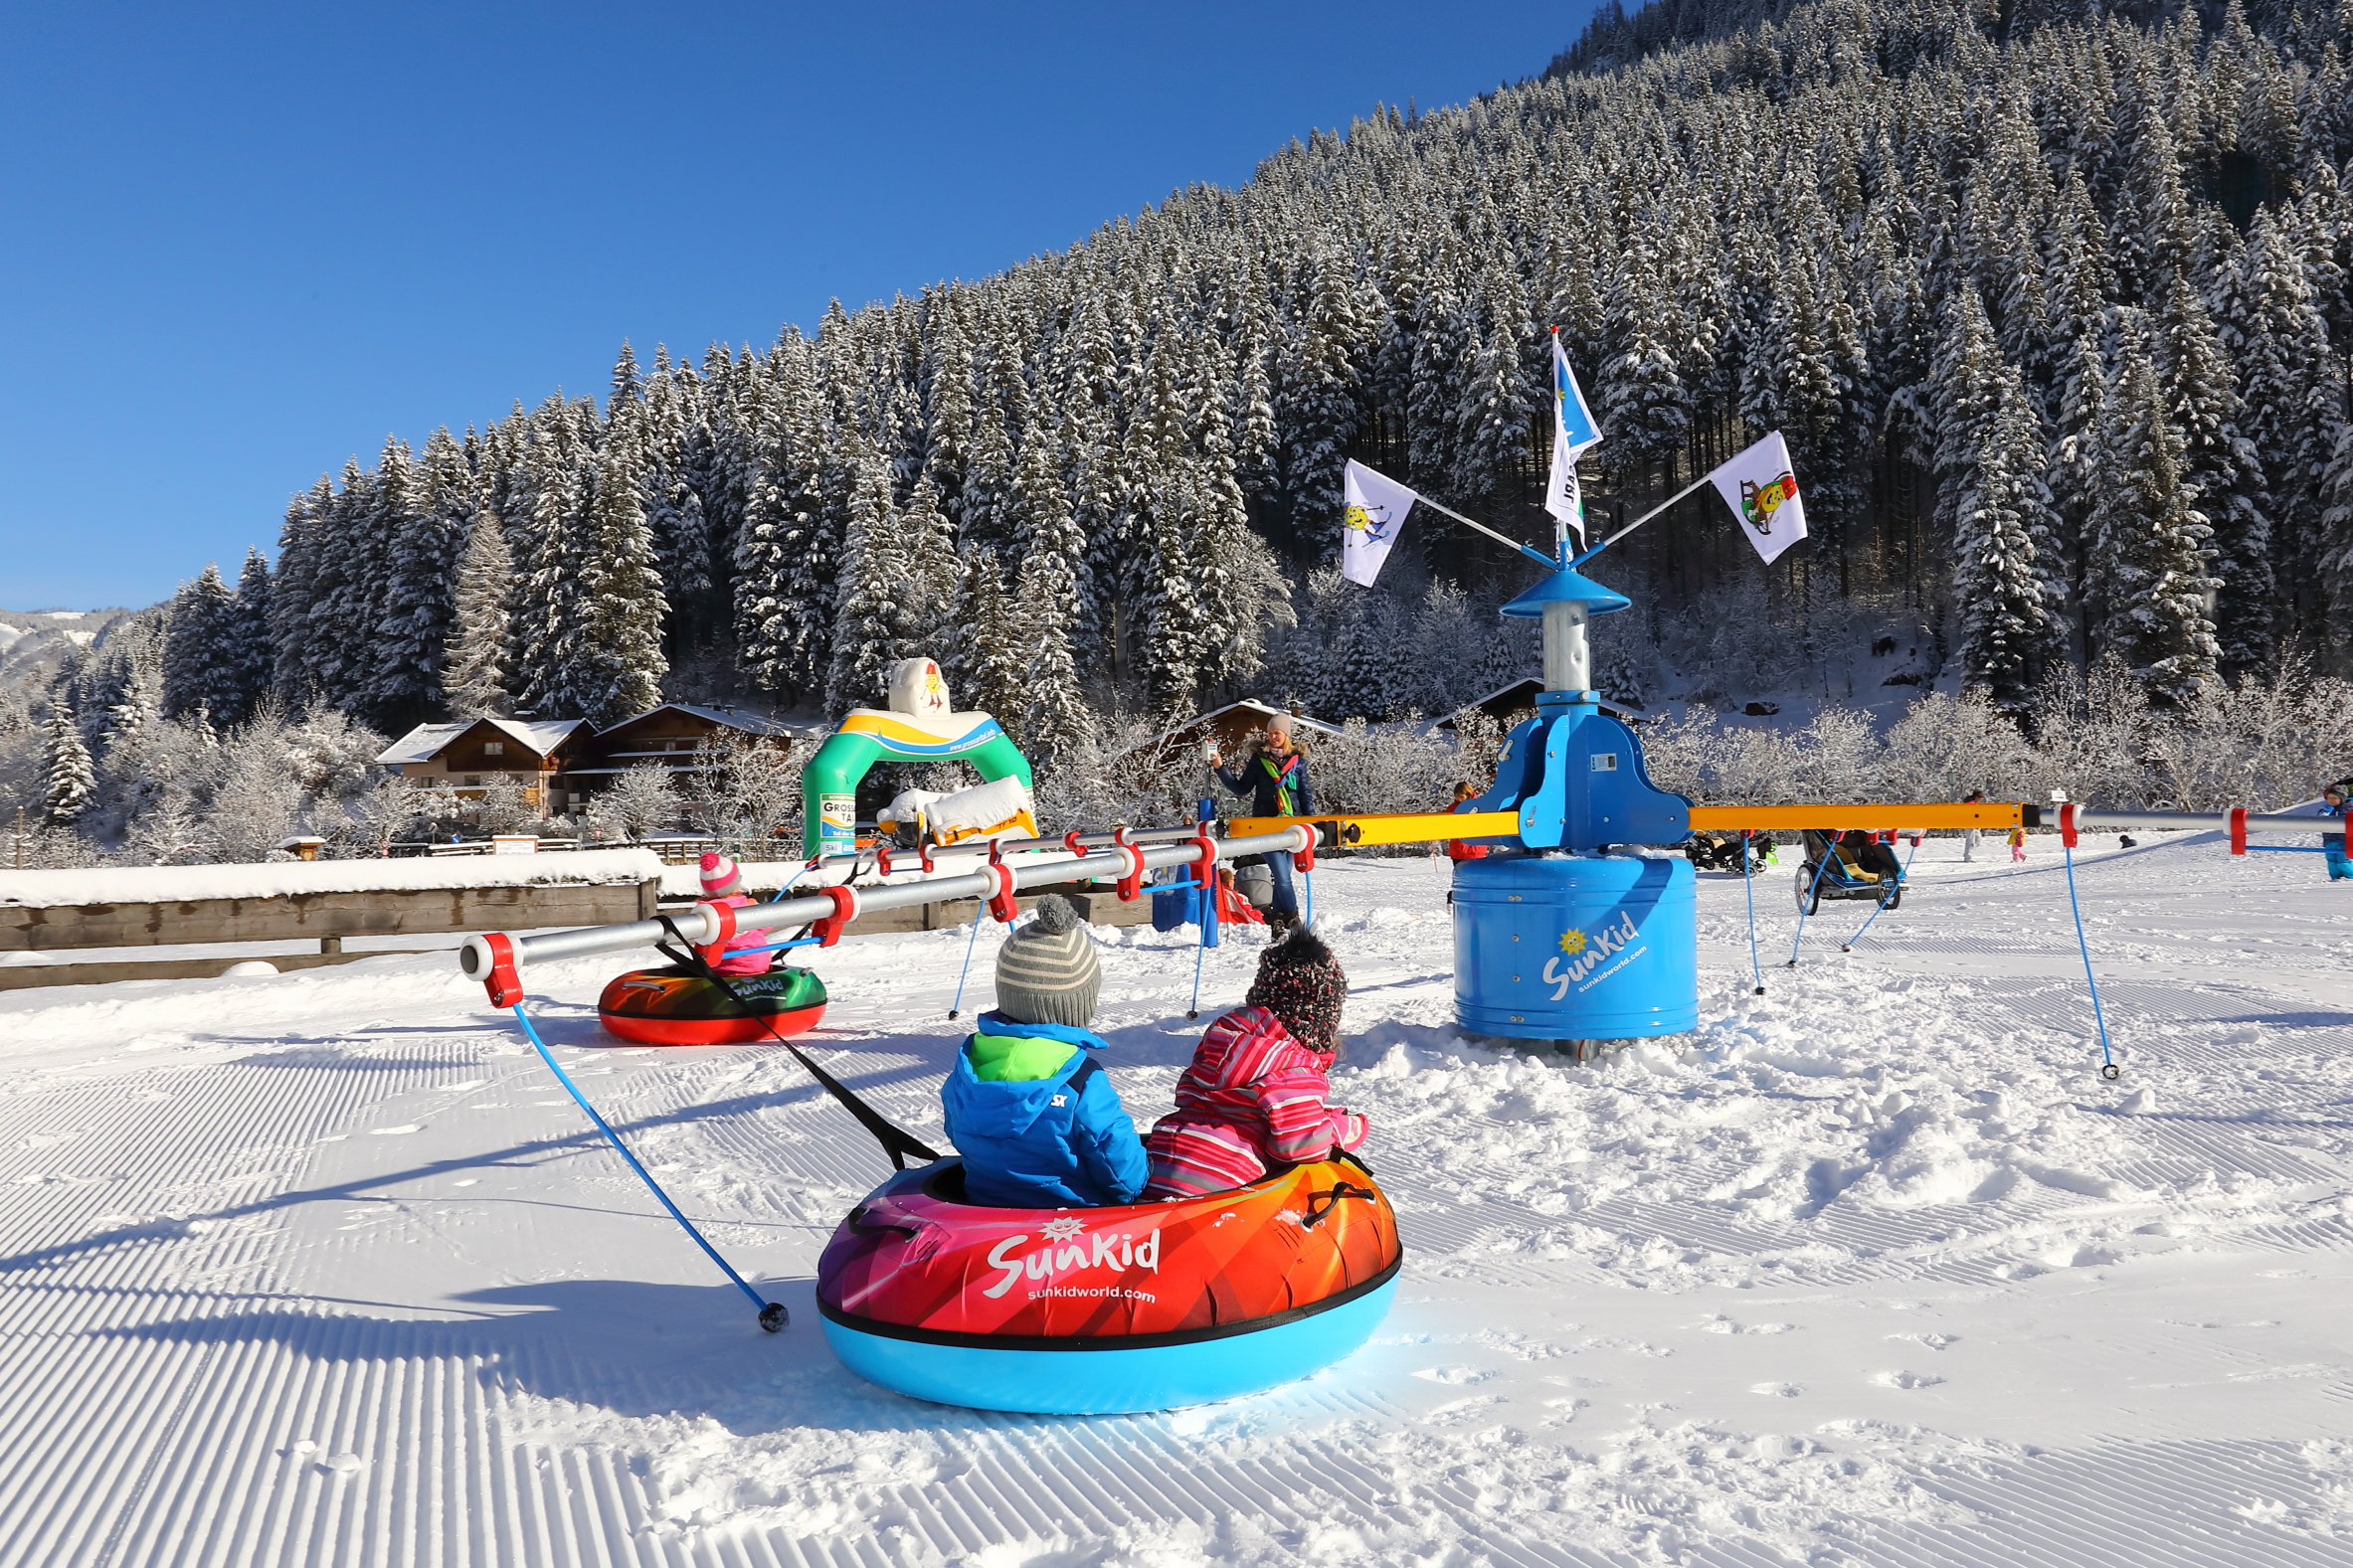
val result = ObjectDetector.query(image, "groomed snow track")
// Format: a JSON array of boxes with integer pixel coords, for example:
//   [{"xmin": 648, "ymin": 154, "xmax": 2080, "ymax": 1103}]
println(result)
[{"xmin": 3, "ymin": 834, "xmax": 2349, "ymax": 1566}]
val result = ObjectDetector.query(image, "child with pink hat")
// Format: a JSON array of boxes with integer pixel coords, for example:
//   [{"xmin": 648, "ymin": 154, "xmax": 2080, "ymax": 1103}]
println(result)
[{"xmin": 697, "ymin": 852, "xmax": 776, "ymax": 976}]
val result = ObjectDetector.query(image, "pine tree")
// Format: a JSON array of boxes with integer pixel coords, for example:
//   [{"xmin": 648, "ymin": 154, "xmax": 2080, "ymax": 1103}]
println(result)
[
  {"xmin": 227, "ymin": 547, "xmax": 273, "ymax": 725},
  {"xmin": 444, "ymin": 507, "xmax": 514, "ymax": 716},
  {"xmin": 370, "ymin": 429, "xmax": 468, "ymax": 725},
  {"xmin": 2089, "ymin": 314, "xmax": 2222, "ymax": 705},
  {"xmin": 41, "ymin": 706, "xmax": 95, "ymax": 827},
  {"xmin": 1953, "ymin": 383, "xmax": 2064, "ymax": 709},
  {"xmin": 956, "ymin": 551, "xmax": 1031, "ymax": 739},
  {"xmin": 2153, "ymin": 268, "xmax": 2271, "ymax": 679},
  {"xmin": 572, "ymin": 440, "xmax": 670, "ymax": 725},
  {"xmin": 161, "ymin": 564, "xmax": 240, "ymax": 722},
  {"xmin": 824, "ymin": 449, "xmax": 907, "ymax": 714}
]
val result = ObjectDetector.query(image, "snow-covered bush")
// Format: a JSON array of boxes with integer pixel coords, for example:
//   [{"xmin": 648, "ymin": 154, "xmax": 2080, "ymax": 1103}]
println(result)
[
  {"xmin": 588, "ymin": 762, "xmax": 686, "ymax": 839},
  {"xmin": 1303, "ymin": 720, "xmax": 1459, "ymax": 844},
  {"xmin": 1030, "ymin": 713, "xmax": 1202, "ymax": 833},
  {"xmin": 683, "ymin": 730, "xmax": 813, "ymax": 854}
]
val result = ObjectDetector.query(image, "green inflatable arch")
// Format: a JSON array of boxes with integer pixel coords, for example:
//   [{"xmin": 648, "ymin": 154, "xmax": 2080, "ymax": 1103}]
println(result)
[{"xmin": 802, "ymin": 710, "xmax": 1033, "ymax": 859}]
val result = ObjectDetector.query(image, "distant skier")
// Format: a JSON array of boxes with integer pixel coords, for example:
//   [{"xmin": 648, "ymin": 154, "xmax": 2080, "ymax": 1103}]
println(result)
[
  {"xmin": 2008, "ymin": 824, "xmax": 2028, "ymax": 863},
  {"xmin": 1961, "ymin": 789, "xmax": 1985, "ymax": 862},
  {"xmin": 1208, "ymin": 720, "xmax": 1313, "ymax": 934},
  {"xmin": 2322, "ymin": 781, "xmax": 2350, "ymax": 882}
]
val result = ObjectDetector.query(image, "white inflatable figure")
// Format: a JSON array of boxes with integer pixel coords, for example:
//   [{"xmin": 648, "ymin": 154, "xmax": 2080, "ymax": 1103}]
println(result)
[
  {"xmin": 886, "ymin": 658, "xmax": 954, "ymax": 721},
  {"xmin": 920, "ymin": 776, "xmax": 1037, "ymax": 846},
  {"xmin": 877, "ymin": 779, "xmax": 1037, "ymax": 847}
]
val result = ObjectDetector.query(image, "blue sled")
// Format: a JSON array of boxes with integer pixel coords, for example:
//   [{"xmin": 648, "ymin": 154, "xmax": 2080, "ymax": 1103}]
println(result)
[{"xmin": 820, "ymin": 1278, "xmax": 1397, "ymax": 1415}]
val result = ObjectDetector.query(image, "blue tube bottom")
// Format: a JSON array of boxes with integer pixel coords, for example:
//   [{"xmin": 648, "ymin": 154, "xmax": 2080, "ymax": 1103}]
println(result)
[{"xmin": 820, "ymin": 1280, "xmax": 1397, "ymax": 1415}]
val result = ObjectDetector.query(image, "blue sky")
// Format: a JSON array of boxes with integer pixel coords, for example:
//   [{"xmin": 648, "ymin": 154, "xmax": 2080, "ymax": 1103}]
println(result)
[{"xmin": 1, "ymin": 2, "xmax": 1595, "ymax": 609}]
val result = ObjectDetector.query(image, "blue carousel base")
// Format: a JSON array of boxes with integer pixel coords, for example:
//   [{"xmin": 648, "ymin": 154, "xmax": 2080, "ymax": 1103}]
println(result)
[{"xmin": 820, "ymin": 1279, "xmax": 1397, "ymax": 1415}]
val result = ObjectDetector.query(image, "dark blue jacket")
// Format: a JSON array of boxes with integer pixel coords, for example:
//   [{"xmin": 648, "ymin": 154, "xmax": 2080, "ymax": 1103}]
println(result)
[
  {"xmin": 940, "ymin": 1011, "xmax": 1149, "ymax": 1208},
  {"xmin": 1214, "ymin": 747, "xmax": 1313, "ymax": 817}
]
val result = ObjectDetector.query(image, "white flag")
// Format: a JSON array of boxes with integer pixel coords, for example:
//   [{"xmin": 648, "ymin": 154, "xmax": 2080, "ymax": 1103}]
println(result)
[
  {"xmin": 1342, "ymin": 459, "xmax": 1418, "ymax": 586},
  {"xmin": 1544, "ymin": 333, "xmax": 1604, "ymax": 539},
  {"xmin": 1707, "ymin": 432, "xmax": 1809, "ymax": 565}
]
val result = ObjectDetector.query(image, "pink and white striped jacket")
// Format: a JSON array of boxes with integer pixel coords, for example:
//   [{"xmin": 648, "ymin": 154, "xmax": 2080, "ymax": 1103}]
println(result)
[{"xmin": 1143, "ymin": 1006, "xmax": 1367, "ymax": 1198}]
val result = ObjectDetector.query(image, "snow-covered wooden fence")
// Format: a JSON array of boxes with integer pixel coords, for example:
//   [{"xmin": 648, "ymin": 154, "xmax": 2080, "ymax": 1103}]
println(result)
[{"xmin": 0, "ymin": 850, "xmax": 666, "ymax": 990}]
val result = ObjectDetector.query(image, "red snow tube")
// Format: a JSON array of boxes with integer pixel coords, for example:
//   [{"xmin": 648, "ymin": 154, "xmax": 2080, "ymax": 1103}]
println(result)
[{"xmin": 597, "ymin": 965, "xmax": 827, "ymax": 1046}]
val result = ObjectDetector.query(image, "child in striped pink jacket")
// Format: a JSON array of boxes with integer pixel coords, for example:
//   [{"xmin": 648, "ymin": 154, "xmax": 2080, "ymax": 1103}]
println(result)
[{"xmin": 1144, "ymin": 926, "xmax": 1367, "ymax": 1198}]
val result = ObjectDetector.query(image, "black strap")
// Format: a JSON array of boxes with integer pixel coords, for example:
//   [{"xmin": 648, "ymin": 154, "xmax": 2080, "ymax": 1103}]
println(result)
[{"xmin": 654, "ymin": 916, "xmax": 942, "ymax": 1170}]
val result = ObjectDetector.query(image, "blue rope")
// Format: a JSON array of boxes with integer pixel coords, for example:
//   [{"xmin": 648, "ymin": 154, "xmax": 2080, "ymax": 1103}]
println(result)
[
  {"xmin": 946, "ymin": 913, "xmax": 984, "ymax": 1020},
  {"xmin": 1303, "ymin": 869, "xmax": 1315, "ymax": 927},
  {"xmin": 508, "ymin": 1003, "xmax": 781, "ymax": 1322},
  {"xmin": 1786, "ymin": 841, "xmax": 1838, "ymax": 966},
  {"xmin": 2061, "ymin": 840, "xmax": 2120, "ymax": 1080},
  {"xmin": 2246, "ymin": 845, "xmax": 2330, "ymax": 854},
  {"xmin": 1740, "ymin": 833, "xmax": 1763, "ymax": 994},
  {"xmin": 1841, "ymin": 837, "xmax": 1919, "ymax": 953},
  {"xmin": 733, "ymin": 936, "xmax": 823, "ymax": 957}
]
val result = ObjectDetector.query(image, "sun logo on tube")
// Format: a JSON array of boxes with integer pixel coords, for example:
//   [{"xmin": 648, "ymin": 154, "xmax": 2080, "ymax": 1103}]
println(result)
[
  {"xmin": 1557, "ymin": 929, "xmax": 1587, "ymax": 955},
  {"xmin": 1039, "ymin": 1216, "xmax": 1087, "ymax": 1242}
]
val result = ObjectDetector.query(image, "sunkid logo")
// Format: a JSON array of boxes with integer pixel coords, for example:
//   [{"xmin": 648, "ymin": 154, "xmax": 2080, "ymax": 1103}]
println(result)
[
  {"xmin": 982, "ymin": 1215, "xmax": 1161, "ymax": 1300},
  {"xmin": 1539, "ymin": 910, "xmax": 1642, "ymax": 999}
]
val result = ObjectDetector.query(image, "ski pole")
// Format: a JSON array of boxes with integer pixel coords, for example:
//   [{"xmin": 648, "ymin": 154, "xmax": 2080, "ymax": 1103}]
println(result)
[
  {"xmin": 509, "ymin": 1002, "xmax": 787, "ymax": 1332},
  {"xmin": 1741, "ymin": 832, "xmax": 1763, "ymax": 995},
  {"xmin": 2061, "ymin": 838, "xmax": 2120, "ymax": 1080},
  {"xmin": 946, "ymin": 912, "xmax": 984, "ymax": 1021},
  {"xmin": 1841, "ymin": 836, "xmax": 1919, "ymax": 953}
]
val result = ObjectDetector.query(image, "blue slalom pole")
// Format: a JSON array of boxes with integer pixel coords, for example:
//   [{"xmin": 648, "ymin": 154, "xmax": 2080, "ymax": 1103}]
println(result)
[
  {"xmin": 1786, "ymin": 839, "xmax": 1838, "ymax": 966},
  {"xmin": 2061, "ymin": 839, "xmax": 2121, "ymax": 1081},
  {"xmin": 1841, "ymin": 836, "xmax": 1919, "ymax": 953},
  {"xmin": 1741, "ymin": 832, "xmax": 1764, "ymax": 995},
  {"xmin": 1187, "ymin": 797, "xmax": 1216, "ymax": 1020},
  {"xmin": 509, "ymin": 1004, "xmax": 787, "ymax": 1331},
  {"xmin": 946, "ymin": 913, "xmax": 984, "ymax": 1021}
]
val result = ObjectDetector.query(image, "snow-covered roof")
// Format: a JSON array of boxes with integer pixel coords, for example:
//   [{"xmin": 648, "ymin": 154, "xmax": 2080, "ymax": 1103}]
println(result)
[
  {"xmin": 1439, "ymin": 678, "xmax": 1652, "ymax": 727},
  {"xmin": 0, "ymin": 848, "xmax": 664, "ymax": 909},
  {"xmin": 595, "ymin": 702, "xmax": 795, "ymax": 737},
  {"xmin": 1151, "ymin": 699, "xmax": 1340, "ymax": 749},
  {"xmin": 373, "ymin": 717, "xmax": 589, "ymax": 767}
]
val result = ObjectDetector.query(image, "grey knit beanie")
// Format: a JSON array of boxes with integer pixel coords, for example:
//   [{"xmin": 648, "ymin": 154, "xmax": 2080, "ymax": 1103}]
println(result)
[{"xmin": 992, "ymin": 895, "xmax": 1103, "ymax": 1029}]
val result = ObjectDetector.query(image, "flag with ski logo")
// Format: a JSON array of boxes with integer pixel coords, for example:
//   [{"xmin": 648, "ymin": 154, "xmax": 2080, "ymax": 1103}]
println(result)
[
  {"xmin": 1544, "ymin": 331, "xmax": 1604, "ymax": 539},
  {"xmin": 1342, "ymin": 460, "xmax": 1417, "ymax": 586},
  {"xmin": 1707, "ymin": 432, "xmax": 1809, "ymax": 565}
]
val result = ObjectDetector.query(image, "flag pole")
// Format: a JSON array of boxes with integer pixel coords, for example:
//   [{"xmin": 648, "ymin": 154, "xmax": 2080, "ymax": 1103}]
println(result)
[
  {"xmin": 1568, "ymin": 472, "xmax": 1715, "ymax": 569},
  {"xmin": 1411, "ymin": 493, "xmax": 1558, "ymax": 570}
]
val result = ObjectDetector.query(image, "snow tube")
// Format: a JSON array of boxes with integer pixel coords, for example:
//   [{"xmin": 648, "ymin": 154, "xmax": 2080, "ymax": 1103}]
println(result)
[
  {"xmin": 816, "ymin": 1156, "xmax": 1401, "ymax": 1414},
  {"xmin": 596, "ymin": 964, "xmax": 827, "ymax": 1046}
]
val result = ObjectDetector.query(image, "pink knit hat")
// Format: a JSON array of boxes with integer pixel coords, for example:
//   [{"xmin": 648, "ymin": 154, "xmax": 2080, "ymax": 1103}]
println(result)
[{"xmin": 699, "ymin": 851, "xmax": 743, "ymax": 898}]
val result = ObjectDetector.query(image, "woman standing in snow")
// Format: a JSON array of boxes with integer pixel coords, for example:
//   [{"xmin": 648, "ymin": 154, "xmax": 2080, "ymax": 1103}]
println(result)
[{"xmin": 1208, "ymin": 720, "xmax": 1313, "ymax": 935}]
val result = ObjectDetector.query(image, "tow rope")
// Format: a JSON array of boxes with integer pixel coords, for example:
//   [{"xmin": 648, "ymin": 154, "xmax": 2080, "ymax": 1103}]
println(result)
[{"xmin": 656, "ymin": 916, "xmax": 942, "ymax": 1169}]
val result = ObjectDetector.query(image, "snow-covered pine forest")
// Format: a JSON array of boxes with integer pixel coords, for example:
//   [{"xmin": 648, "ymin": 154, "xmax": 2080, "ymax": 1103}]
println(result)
[{"xmin": 8, "ymin": 0, "xmax": 2353, "ymax": 866}]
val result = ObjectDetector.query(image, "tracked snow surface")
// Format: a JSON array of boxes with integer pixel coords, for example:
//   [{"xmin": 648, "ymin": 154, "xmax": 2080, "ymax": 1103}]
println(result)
[{"xmin": 2, "ymin": 833, "xmax": 2349, "ymax": 1566}]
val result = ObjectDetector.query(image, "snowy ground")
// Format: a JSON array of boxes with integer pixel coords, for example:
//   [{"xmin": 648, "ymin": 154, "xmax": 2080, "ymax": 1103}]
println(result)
[{"xmin": 3, "ymin": 833, "xmax": 2350, "ymax": 1566}]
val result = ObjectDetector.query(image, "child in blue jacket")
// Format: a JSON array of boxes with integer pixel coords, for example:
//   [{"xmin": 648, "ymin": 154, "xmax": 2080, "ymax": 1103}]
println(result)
[
  {"xmin": 941, "ymin": 895, "xmax": 1149, "ymax": 1207},
  {"xmin": 2323, "ymin": 782, "xmax": 2350, "ymax": 882}
]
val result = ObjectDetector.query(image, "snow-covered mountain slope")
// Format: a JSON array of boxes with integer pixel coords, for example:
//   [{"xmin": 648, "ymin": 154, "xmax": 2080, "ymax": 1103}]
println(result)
[{"xmin": 2, "ymin": 836, "xmax": 2348, "ymax": 1566}]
